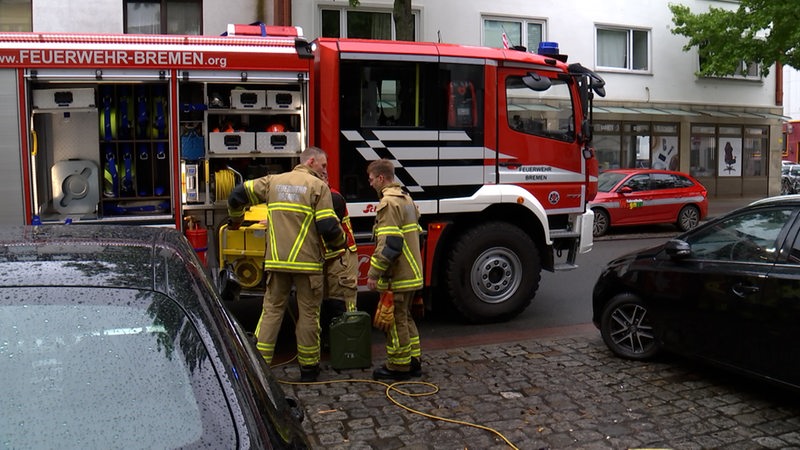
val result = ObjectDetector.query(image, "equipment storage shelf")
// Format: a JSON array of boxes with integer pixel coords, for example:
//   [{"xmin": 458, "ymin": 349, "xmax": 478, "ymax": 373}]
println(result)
[
  {"xmin": 177, "ymin": 81, "xmax": 305, "ymax": 209},
  {"xmin": 206, "ymin": 83, "xmax": 304, "ymax": 158},
  {"xmin": 30, "ymin": 82, "xmax": 173, "ymax": 224}
]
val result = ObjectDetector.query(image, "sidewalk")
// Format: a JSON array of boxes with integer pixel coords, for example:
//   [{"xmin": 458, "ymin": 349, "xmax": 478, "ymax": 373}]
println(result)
[
  {"xmin": 273, "ymin": 327, "xmax": 800, "ymax": 449},
  {"xmin": 271, "ymin": 194, "xmax": 795, "ymax": 449},
  {"xmin": 706, "ymin": 194, "xmax": 764, "ymax": 219}
]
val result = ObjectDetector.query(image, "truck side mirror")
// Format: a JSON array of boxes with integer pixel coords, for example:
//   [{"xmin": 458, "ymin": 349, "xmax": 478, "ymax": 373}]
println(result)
[{"xmin": 522, "ymin": 72, "xmax": 551, "ymax": 92}]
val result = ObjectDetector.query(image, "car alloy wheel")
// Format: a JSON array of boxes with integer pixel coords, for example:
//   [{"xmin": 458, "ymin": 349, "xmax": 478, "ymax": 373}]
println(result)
[
  {"xmin": 676, "ymin": 205, "xmax": 700, "ymax": 232},
  {"xmin": 592, "ymin": 208, "xmax": 610, "ymax": 237},
  {"xmin": 600, "ymin": 293, "xmax": 659, "ymax": 360}
]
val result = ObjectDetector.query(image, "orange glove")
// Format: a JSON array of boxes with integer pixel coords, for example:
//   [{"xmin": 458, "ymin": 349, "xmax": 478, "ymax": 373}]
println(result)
[{"xmin": 373, "ymin": 290, "xmax": 395, "ymax": 332}]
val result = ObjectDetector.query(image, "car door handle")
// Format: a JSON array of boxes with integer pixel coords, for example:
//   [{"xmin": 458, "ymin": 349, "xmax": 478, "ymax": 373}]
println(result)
[{"xmin": 732, "ymin": 283, "xmax": 759, "ymax": 298}]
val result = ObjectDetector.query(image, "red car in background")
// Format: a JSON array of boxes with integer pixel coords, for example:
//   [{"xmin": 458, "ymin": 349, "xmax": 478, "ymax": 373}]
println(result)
[{"xmin": 590, "ymin": 169, "xmax": 708, "ymax": 236}]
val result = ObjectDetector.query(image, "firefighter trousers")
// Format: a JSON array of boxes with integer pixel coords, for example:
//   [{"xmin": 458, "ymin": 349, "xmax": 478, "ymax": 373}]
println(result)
[
  {"xmin": 384, "ymin": 290, "xmax": 422, "ymax": 371},
  {"xmin": 254, "ymin": 271, "xmax": 324, "ymax": 367},
  {"xmin": 323, "ymin": 249, "xmax": 358, "ymax": 309}
]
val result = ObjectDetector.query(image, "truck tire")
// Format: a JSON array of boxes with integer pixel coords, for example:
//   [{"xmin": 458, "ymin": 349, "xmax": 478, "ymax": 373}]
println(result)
[{"xmin": 445, "ymin": 222, "xmax": 540, "ymax": 323}]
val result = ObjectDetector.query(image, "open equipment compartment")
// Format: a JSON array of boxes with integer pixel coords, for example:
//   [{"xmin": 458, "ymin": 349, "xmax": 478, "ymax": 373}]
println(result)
[{"xmin": 29, "ymin": 78, "xmax": 173, "ymax": 224}]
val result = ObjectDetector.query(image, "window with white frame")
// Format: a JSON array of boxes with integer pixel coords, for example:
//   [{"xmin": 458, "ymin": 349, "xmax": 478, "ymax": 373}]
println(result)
[
  {"xmin": 596, "ymin": 26, "xmax": 649, "ymax": 71},
  {"xmin": 483, "ymin": 17, "xmax": 543, "ymax": 51},
  {"xmin": 699, "ymin": 56, "xmax": 761, "ymax": 80},
  {"xmin": 125, "ymin": 0, "xmax": 202, "ymax": 35},
  {"xmin": 321, "ymin": 7, "xmax": 417, "ymax": 40},
  {"xmin": 0, "ymin": 0, "xmax": 31, "ymax": 31}
]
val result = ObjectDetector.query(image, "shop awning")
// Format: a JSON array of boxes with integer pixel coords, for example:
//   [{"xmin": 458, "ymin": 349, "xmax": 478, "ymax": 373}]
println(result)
[
  {"xmin": 695, "ymin": 109, "xmax": 738, "ymax": 117},
  {"xmin": 651, "ymin": 108, "xmax": 701, "ymax": 116},
  {"xmin": 592, "ymin": 106, "xmax": 789, "ymax": 120},
  {"xmin": 755, "ymin": 112, "xmax": 792, "ymax": 120},
  {"xmin": 592, "ymin": 106, "xmax": 700, "ymax": 116}
]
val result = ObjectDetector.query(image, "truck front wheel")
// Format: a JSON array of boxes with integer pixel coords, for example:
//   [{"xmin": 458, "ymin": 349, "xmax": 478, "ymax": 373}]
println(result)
[{"xmin": 445, "ymin": 222, "xmax": 540, "ymax": 323}]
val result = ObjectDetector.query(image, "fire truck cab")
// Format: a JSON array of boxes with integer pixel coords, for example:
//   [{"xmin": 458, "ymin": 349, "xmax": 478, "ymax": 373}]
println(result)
[{"xmin": 314, "ymin": 38, "xmax": 605, "ymax": 322}]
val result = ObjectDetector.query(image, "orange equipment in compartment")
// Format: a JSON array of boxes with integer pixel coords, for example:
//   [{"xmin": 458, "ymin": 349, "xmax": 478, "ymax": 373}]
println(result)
[
  {"xmin": 184, "ymin": 216, "xmax": 208, "ymax": 266},
  {"xmin": 447, "ymin": 80, "xmax": 477, "ymax": 127}
]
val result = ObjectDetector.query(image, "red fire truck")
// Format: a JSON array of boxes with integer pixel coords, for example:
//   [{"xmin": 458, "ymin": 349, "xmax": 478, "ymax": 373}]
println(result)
[{"xmin": 0, "ymin": 27, "xmax": 604, "ymax": 323}]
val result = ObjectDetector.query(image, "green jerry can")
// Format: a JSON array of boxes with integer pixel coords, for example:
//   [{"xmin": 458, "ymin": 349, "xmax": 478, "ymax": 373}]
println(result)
[{"xmin": 329, "ymin": 311, "xmax": 372, "ymax": 370}]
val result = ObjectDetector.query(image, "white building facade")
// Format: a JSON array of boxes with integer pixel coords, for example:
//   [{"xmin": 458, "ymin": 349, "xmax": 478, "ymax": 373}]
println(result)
[{"xmin": 3, "ymin": 0, "xmax": 787, "ymax": 196}]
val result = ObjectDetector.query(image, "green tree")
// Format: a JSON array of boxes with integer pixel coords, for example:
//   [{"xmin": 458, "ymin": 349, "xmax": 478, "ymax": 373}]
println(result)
[
  {"xmin": 670, "ymin": 1, "xmax": 800, "ymax": 77},
  {"xmin": 349, "ymin": 0, "xmax": 413, "ymax": 41}
]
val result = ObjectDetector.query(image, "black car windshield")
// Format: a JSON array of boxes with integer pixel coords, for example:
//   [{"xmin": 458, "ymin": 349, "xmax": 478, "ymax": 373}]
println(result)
[
  {"xmin": 598, "ymin": 172, "xmax": 627, "ymax": 192},
  {"xmin": 1, "ymin": 287, "xmax": 236, "ymax": 449}
]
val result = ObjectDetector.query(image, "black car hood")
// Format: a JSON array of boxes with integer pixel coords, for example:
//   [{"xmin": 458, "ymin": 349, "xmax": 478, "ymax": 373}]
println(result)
[{"xmin": 604, "ymin": 241, "xmax": 667, "ymax": 269}]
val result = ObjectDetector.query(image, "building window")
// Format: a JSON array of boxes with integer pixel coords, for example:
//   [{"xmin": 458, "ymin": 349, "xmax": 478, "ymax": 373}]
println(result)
[
  {"xmin": 321, "ymin": 8, "xmax": 416, "ymax": 40},
  {"xmin": 690, "ymin": 125, "xmax": 767, "ymax": 179},
  {"xmin": 651, "ymin": 124, "xmax": 679, "ymax": 170},
  {"xmin": 743, "ymin": 126, "xmax": 768, "ymax": 176},
  {"xmin": 596, "ymin": 26, "xmax": 649, "ymax": 71},
  {"xmin": 595, "ymin": 122, "xmax": 678, "ymax": 170},
  {"xmin": 125, "ymin": 0, "xmax": 202, "ymax": 35},
  {"xmin": 594, "ymin": 123, "xmax": 622, "ymax": 170},
  {"xmin": 698, "ymin": 41, "xmax": 761, "ymax": 80},
  {"xmin": 690, "ymin": 125, "xmax": 717, "ymax": 178},
  {"xmin": 718, "ymin": 126, "xmax": 742, "ymax": 177},
  {"xmin": 483, "ymin": 17, "xmax": 543, "ymax": 51},
  {"xmin": 699, "ymin": 57, "xmax": 761, "ymax": 80},
  {"xmin": 0, "ymin": 0, "xmax": 32, "ymax": 31}
]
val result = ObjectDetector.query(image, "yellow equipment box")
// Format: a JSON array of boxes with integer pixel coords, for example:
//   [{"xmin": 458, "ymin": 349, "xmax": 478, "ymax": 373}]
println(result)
[{"xmin": 219, "ymin": 204, "xmax": 269, "ymax": 288}]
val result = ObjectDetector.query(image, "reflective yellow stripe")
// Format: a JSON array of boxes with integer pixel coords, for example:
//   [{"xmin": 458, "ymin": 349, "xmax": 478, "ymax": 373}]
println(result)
[
  {"xmin": 370, "ymin": 255, "xmax": 389, "ymax": 271},
  {"xmin": 256, "ymin": 342, "xmax": 275, "ymax": 352},
  {"xmin": 244, "ymin": 180, "xmax": 260, "ymax": 206},
  {"xmin": 375, "ymin": 225, "xmax": 402, "ymax": 236},
  {"xmin": 389, "ymin": 278, "xmax": 423, "ymax": 290},
  {"xmin": 267, "ymin": 209, "xmax": 280, "ymax": 262},
  {"xmin": 297, "ymin": 343, "xmax": 320, "ymax": 365},
  {"xmin": 403, "ymin": 242, "xmax": 423, "ymax": 281},
  {"xmin": 264, "ymin": 201, "xmax": 314, "ymax": 264},
  {"xmin": 325, "ymin": 248, "xmax": 345, "ymax": 259},
  {"xmin": 289, "ymin": 213, "xmax": 313, "ymax": 262},
  {"xmin": 264, "ymin": 261, "xmax": 323, "ymax": 271},
  {"xmin": 270, "ymin": 202, "xmax": 313, "ymax": 214},
  {"xmin": 315, "ymin": 207, "xmax": 338, "ymax": 220}
]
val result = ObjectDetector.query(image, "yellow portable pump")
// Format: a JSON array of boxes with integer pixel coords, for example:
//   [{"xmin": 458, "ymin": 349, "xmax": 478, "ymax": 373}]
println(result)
[{"xmin": 218, "ymin": 204, "xmax": 269, "ymax": 288}]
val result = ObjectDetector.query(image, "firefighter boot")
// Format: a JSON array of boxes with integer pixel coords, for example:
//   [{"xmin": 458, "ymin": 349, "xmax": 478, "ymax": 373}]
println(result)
[
  {"xmin": 372, "ymin": 365, "xmax": 411, "ymax": 381},
  {"xmin": 299, "ymin": 364, "xmax": 320, "ymax": 382},
  {"xmin": 410, "ymin": 357, "xmax": 422, "ymax": 378}
]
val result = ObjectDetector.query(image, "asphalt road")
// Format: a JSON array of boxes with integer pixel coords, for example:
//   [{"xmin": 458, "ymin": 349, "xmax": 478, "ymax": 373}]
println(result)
[
  {"xmin": 226, "ymin": 227, "xmax": 681, "ymax": 356},
  {"xmin": 415, "ymin": 232, "xmax": 673, "ymax": 346}
]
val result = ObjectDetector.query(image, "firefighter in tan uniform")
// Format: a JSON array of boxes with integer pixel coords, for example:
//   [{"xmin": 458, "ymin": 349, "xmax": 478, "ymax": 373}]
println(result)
[
  {"xmin": 366, "ymin": 159, "xmax": 424, "ymax": 381},
  {"xmin": 320, "ymin": 186, "xmax": 359, "ymax": 347},
  {"xmin": 227, "ymin": 146, "xmax": 346, "ymax": 382}
]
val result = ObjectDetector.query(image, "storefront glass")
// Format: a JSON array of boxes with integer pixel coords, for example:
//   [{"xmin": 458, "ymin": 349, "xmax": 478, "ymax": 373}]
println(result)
[
  {"xmin": 690, "ymin": 125, "xmax": 716, "ymax": 178},
  {"xmin": 743, "ymin": 127, "xmax": 768, "ymax": 176},
  {"xmin": 595, "ymin": 121, "xmax": 678, "ymax": 171}
]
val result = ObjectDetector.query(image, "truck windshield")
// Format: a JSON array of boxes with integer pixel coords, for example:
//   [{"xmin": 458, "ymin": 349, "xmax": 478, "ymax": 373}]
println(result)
[{"xmin": 506, "ymin": 76, "xmax": 574, "ymax": 142}]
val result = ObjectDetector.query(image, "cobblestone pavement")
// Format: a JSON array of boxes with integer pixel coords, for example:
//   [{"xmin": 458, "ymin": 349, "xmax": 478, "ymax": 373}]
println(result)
[{"xmin": 273, "ymin": 329, "xmax": 800, "ymax": 450}]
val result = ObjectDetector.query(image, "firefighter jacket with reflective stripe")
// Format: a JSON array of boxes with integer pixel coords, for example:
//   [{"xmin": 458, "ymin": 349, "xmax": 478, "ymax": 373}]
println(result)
[
  {"xmin": 228, "ymin": 165, "xmax": 346, "ymax": 273},
  {"xmin": 324, "ymin": 188, "xmax": 357, "ymax": 259},
  {"xmin": 367, "ymin": 184, "xmax": 423, "ymax": 292}
]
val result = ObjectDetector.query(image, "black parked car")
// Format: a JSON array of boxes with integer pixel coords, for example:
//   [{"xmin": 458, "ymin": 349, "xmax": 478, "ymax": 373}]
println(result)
[
  {"xmin": 593, "ymin": 195, "xmax": 800, "ymax": 392},
  {"xmin": 0, "ymin": 225, "xmax": 309, "ymax": 449}
]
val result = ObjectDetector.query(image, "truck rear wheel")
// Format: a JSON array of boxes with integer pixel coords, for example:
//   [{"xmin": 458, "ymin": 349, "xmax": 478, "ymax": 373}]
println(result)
[{"xmin": 445, "ymin": 222, "xmax": 540, "ymax": 323}]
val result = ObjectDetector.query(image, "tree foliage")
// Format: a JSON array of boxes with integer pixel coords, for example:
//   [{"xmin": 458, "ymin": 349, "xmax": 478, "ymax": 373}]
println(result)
[{"xmin": 670, "ymin": 0, "xmax": 800, "ymax": 77}]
